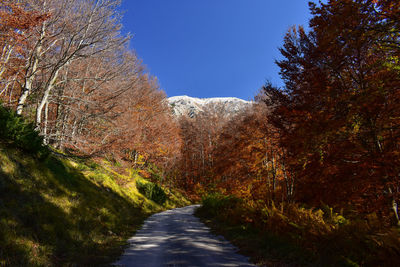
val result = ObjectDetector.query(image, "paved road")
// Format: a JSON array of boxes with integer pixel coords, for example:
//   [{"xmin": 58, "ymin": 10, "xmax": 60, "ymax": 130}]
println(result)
[{"xmin": 114, "ymin": 205, "xmax": 254, "ymax": 267}]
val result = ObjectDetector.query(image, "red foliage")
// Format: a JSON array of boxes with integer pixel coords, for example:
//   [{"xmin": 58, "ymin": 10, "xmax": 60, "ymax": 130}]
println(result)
[{"xmin": 265, "ymin": 0, "xmax": 400, "ymax": 223}]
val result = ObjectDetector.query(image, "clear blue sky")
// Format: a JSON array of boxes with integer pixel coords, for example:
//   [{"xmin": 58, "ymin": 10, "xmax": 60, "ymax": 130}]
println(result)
[{"xmin": 119, "ymin": 0, "xmax": 313, "ymax": 100}]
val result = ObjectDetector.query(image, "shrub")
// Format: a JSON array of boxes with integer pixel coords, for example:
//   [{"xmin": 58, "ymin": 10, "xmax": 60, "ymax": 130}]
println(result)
[
  {"xmin": 0, "ymin": 104, "xmax": 49, "ymax": 159},
  {"xmin": 136, "ymin": 180, "xmax": 167, "ymax": 204},
  {"xmin": 201, "ymin": 193, "xmax": 242, "ymax": 217}
]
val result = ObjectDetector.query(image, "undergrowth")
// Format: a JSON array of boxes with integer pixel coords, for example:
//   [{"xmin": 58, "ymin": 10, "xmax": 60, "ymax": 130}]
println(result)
[
  {"xmin": 0, "ymin": 105, "xmax": 49, "ymax": 159},
  {"xmin": 136, "ymin": 180, "xmax": 167, "ymax": 205},
  {"xmin": 196, "ymin": 193, "xmax": 400, "ymax": 266}
]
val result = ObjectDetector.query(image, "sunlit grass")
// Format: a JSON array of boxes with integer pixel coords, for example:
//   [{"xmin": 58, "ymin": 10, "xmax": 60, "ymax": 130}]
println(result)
[{"xmin": 0, "ymin": 142, "xmax": 190, "ymax": 266}]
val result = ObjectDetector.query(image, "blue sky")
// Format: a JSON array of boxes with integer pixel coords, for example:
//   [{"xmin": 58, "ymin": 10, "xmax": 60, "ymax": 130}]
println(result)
[{"xmin": 119, "ymin": 0, "xmax": 313, "ymax": 100}]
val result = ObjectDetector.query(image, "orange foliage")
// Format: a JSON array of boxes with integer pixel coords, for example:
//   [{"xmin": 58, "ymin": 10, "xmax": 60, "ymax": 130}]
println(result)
[
  {"xmin": 265, "ymin": 0, "xmax": 400, "ymax": 224},
  {"xmin": 0, "ymin": 1, "xmax": 48, "ymax": 101},
  {"xmin": 0, "ymin": 0, "xmax": 182, "ymax": 179},
  {"xmin": 212, "ymin": 103, "xmax": 293, "ymax": 204}
]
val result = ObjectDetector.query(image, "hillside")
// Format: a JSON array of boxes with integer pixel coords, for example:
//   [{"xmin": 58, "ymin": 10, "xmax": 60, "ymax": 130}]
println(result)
[
  {"xmin": 0, "ymin": 142, "xmax": 189, "ymax": 266},
  {"xmin": 168, "ymin": 95, "xmax": 252, "ymax": 118}
]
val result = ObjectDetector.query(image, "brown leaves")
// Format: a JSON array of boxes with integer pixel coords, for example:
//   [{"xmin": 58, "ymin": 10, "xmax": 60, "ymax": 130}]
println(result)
[{"xmin": 267, "ymin": 0, "xmax": 400, "ymax": 222}]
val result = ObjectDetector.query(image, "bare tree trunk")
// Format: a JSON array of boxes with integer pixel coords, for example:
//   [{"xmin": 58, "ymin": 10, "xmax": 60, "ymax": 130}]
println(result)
[
  {"xmin": 43, "ymin": 100, "xmax": 49, "ymax": 144},
  {"xmin": 36, "ymin": 69, "xmax": 60, "ymax": 129},
  {"xmin": 60, "ymin": 110, "xmax": 70, "ymax": 149},
  {"xmin": 282, "ymin": 161, "xmax": 294, "ymax": 203},
  {"xmin": 392, "ymin": 198, "xmax": 400, "ymax": 226},
  {"xmin": 134, "ymin": 151, "xmax": 139, "ymax": 168},
  {"xmin": 17, "ymin": 57, "xmax": 39, "ymax": 114},
  {"xmin": 71, "ymin": 118, "xmax": 78, "ymax": 143},
  {"xmin": 0, "ymin": 74, "xmax": 16, "ymax": 98},
  {"xmin": 271, "ymin": 151, "xmax": 277, "ymax": 202},
  {"xmin": 17, "ymin": 20, "xmax": 46, "ymax": 115},
  {"xmin": 0, "ymin": 44, "xmax": 14, "ymax": 82},
  {"xmin": 55, "ymin": 103, "xmax": 65, "ymax": 149},
  {"xmin": 388, "ymin": 187, "xmax": 400, "ymax": 226}
]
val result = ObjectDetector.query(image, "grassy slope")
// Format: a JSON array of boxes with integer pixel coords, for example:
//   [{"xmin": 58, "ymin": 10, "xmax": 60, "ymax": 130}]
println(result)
[{"xmin": 0, "ymin": 142, "xmax": 190, "ymax": 266}]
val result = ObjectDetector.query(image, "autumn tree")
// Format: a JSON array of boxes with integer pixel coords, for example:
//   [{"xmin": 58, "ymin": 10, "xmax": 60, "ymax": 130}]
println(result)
[
  {"xmin": 108, "ymin": 73, "xmax": 182, "ymax": 177},
  {"xmin": 0, "ymin": 0, "xmax": 183, "ymax": 182},
  {"xmin": 176, "ymin": 105, "xmax": 228, "ymax": 193},
  {"xmin": 265, "ymin": 0, "xmax": 400, "ymax": 224},
  {"xmin": 40, "ymin": 46, "xmax": 142, "ymax": 148},
  {"xmin": 209, "ymin": 100, "xmax": 293, "ymax": 204},
  {"xmin": 11, "ymin": 0, "xmax": 128, "ymax": 135},
  {"xmin": 0, "ymin": 0, "xmax": 48, "ymax": 103}
]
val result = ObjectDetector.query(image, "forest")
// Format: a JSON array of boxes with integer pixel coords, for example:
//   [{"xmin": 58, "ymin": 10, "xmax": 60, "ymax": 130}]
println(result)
[{"xmin": 0, "ymin": 0, "xmax": 399, "ymax": 266}]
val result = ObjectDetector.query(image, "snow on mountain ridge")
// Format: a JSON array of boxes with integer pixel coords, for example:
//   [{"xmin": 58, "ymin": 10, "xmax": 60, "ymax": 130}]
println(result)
[
  {"xmin": 168, "ymin": 95, "xmax": 249, "ymax": 104},
  {"xmin": 168, "ymin": 95, "xmax": 252, "ymax": 118}
]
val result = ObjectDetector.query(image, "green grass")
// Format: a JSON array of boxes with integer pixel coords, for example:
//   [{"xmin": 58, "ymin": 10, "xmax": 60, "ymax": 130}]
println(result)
[{"xmin": 0, "ymin": 142, "xmax": 190, "ymax": 266}]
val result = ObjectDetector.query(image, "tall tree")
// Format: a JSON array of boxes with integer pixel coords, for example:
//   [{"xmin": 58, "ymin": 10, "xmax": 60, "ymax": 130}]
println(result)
[
  {"xmin": 266, "ymin": 0, "xmax": 400, "ymax": 223},
  {"xmin": 13, "ymin": 0, "xmax": 128, "ymax": 128},
  {"xmin": 0, "ymin": 0, "xmax": 48, "ymax": 103}
]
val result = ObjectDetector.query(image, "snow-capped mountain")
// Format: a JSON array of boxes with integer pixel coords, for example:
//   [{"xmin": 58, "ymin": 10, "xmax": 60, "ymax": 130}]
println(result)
[{"xmin": 168, "ymin": 95, "xmax": 252, "ymax": 118}]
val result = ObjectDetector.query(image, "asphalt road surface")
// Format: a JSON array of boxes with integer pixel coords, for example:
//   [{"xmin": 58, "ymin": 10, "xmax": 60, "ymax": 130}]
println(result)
[{"xmin": 114, "ymin": 205, "xmax": 255, "ymax": 267}]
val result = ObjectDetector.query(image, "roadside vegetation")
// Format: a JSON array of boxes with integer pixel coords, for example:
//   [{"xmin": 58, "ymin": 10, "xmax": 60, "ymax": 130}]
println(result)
[
  {"xmin": 0, "ymin": 106, "xmax": 189, "ymax": 266},
  {"xmin": 196, "ymin": 193, "xmax": 400, "ymax": 266}
]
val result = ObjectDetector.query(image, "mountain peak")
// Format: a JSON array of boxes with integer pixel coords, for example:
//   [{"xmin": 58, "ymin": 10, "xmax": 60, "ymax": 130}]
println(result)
[{"xmin": 168, "ymin": 95, "xmax": 252, "ymax": 118}]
